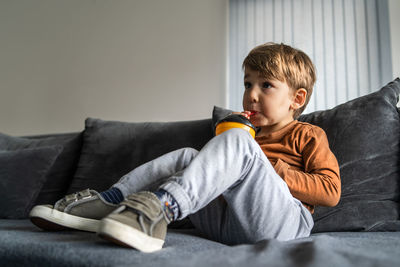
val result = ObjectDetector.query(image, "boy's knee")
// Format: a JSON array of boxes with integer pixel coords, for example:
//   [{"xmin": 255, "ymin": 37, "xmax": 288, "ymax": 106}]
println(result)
[
  {"xmin": 218, "ymin": 128, "xmax": 262, "ymax": 156},
  {"xmin": 222, "ymin": 128, "xmax": 254, "ymax": 142}
]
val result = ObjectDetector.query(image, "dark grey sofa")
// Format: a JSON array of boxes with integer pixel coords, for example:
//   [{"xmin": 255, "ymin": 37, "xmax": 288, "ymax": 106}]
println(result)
[{"xmin": 1, "ymin": 78, "xmax": 400, "ymax": 267}]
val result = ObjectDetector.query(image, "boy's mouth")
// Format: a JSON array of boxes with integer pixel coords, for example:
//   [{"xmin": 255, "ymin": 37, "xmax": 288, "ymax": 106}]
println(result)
[{"xmin": 249, "ymin": 111, "xmax": 259, "ymax": 116}]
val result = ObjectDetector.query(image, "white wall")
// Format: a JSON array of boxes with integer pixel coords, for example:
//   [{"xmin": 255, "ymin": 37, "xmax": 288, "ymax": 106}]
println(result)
[
  {"xmin": 389, "ymin": 0, "xmax": 400, "ymax": 79},
  {"xmin": 0, "ymin": 0, "xmax": 228, "ymax": 135}
]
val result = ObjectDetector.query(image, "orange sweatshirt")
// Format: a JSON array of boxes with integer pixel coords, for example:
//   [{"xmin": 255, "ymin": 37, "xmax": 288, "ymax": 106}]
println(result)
[{"xmin": 255, "ymin": 120, "xmax": 341, "ymax": 214}]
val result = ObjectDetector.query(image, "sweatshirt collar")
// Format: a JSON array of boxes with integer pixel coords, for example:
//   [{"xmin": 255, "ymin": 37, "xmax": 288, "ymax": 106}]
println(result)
[{"xmin": 255, "ymin": 120, "xmax": 298, "ymax": 142}]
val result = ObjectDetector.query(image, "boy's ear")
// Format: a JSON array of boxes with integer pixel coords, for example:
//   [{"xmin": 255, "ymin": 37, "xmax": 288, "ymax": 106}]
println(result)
[{"xmin": 291, "ymin": 88, "xmax": 307, "ymax": 110}]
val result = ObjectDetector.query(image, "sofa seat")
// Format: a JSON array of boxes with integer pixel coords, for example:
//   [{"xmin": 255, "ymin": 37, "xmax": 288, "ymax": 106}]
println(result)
[{"xmin": 1, "ymin": 219, "xmax": 399, "ymax": 267}]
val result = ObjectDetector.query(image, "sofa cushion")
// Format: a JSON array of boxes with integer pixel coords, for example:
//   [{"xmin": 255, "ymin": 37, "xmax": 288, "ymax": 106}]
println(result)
[
  {"xmin": 0, "ymin": 132, "xmax": 83, "ymax": 205},
  {"xmin": 0, "ymin": 146, "xmax": 62, "ymax": 218},
  {"xmin": 68, "ymin": 118, "xmax": 214, "ymax": 194},
  {"xmin": 213, "ymin": 78, "xmax": 400, "ymax": 232},
  {"xmin": 299, "ymin": 78, "xmax": 400, "ymax": 232},
  {"xmin": 2, "ymin": 219, "xmax": 400, "ymax": 267}
]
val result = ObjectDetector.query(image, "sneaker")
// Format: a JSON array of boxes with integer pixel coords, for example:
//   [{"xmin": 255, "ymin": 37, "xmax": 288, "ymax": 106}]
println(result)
[
  {"xmin": 97, "ymin": 191, "xmax": 171, "ymax": 253},
  {"xmin": 29, "ymin": 189, "xmax": 118, "ymax": 232}
]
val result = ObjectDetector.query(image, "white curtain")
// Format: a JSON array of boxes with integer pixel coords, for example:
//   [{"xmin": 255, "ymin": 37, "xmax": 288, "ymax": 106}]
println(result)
[{"xmin": 228, "ymin": 0, "xmax": 392, "ymax": 113}]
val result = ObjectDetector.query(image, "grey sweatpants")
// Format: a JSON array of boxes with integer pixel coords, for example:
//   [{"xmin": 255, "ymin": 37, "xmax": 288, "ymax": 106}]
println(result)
[{"xmin": 113, "ymin": 128, "xmax": 314, "ymax": 245}]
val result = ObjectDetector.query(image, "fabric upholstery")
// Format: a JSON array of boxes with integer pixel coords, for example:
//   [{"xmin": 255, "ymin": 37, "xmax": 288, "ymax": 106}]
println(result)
[
  {"xmin": 1, "ymin": 219, "xmax": 400, "ymax": 267},
  {"xmin": 0, "ymin": 147, "xmax": 62, "ymax": 218},
  {"xmin": 0, "ymin": 132, "xmax": 83, "ymax": 205},
  {"xmin": 299, "ymin": 78, "xmax": 400, "ymax": 232},
  {"xmin": 68, "ymin": 118, "xmax": 214, "ymax": 194}
]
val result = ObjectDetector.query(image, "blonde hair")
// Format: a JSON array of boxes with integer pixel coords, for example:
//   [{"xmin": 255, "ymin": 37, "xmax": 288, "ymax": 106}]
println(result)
[{"xmin": 242, "ymin": 42, "xmax": 316, "ymax": 118}]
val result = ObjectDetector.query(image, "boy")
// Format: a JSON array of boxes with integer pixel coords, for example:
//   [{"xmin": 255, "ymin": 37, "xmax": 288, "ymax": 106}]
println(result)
[{"xmin": 30, "ymin": 42, "xmax": 341, "ymax": 253}]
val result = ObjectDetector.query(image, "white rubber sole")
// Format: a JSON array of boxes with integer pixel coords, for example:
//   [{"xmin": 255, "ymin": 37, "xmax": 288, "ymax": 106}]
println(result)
[
  {"xmin": 29, "ymin": 205, "xmax": 100, "ymax": 232},
  {"xmin": 98, "ymin": 218, "xmax": 164, "ymax": 253}
]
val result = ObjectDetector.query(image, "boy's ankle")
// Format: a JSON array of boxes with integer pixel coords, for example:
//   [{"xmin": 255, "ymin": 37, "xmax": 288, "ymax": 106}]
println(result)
[
  {"xmin": 100, "ymin": 187, "xmax": 124, "ymax": 204},
  {"xmin": 153, "ymin": 189, "xmax": 180, "ymax": 221}
]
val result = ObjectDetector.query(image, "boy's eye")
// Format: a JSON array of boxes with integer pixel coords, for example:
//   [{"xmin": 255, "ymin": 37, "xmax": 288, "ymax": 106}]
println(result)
[
  {"xmin": 244, "ymin": 82, "xmax": 252, "ymax": 89},
  {"xmin": 263, "ymin": 82, "xmax": 272, "ymax": 89}
]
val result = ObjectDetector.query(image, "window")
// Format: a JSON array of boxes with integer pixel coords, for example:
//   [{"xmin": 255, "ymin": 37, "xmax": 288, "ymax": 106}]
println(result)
[{"xmin": 229, "ymin": 0, "xmax": 392, "ymax": 113}]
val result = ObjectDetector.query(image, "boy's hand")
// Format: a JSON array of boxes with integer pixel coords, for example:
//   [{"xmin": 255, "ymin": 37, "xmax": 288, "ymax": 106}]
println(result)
[{"xmin": 231, "ymin": 111, "xmax": 253, "ymax": 119}]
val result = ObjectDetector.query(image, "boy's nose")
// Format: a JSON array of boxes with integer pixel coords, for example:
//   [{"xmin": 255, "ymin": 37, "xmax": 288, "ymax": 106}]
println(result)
[{"xmin": 249, "ymin": 88, "xmax": 259, "ymax": 103}]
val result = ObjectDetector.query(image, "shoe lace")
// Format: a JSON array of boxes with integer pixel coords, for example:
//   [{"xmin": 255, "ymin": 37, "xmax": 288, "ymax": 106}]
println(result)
[{"xmin": 111, "ymin": 193, "xmax": 170, "ymax": 237}]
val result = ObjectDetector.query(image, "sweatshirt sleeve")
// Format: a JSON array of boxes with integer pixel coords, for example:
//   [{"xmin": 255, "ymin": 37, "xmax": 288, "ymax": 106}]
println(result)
[{"xmin": 274, "ymin": 127, "xmax": 341, "ymax": 207}]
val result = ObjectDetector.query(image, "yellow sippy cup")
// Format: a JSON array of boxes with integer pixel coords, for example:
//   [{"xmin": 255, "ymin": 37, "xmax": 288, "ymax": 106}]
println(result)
[{"xmin": 215, "ymin": 114, "xmax": 257, "ymax": 138}]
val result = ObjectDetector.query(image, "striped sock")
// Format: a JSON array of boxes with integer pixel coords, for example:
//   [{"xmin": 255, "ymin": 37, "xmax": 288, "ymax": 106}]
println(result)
[
  {"xmin": 100, "ymin": 187, "xmax": 124, "ymax": 204},
  {"xmin": 154, "ymin": 189, "xmax": 180, "ymax": 221}
]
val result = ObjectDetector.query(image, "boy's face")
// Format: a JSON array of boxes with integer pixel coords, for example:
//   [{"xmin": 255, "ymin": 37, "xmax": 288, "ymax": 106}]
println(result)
[{"xmin": 242, "ymin": 68, "xmax": 298, "ymax": 134}]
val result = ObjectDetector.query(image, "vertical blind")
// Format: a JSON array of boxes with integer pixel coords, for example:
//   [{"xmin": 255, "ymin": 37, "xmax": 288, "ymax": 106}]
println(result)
[{"xmin": 229, "ymin": 0, "xmax": 392, "ymax": 113}]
